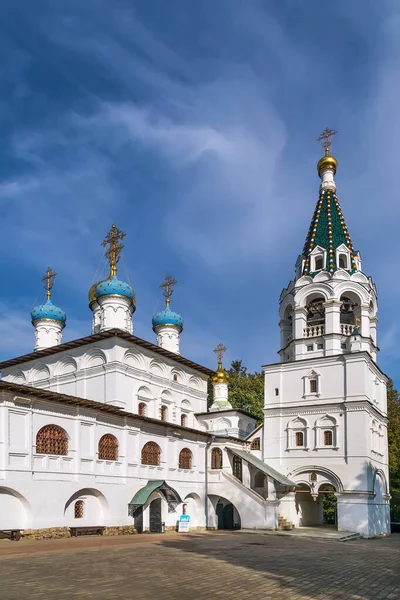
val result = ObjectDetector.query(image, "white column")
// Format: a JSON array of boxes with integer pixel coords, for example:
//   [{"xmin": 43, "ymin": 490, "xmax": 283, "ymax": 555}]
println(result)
[
  {"xmin": 324, "ymin": 300, "xmax": 342, "ymax": 355},
  {"xmin": 98, "ymin": 296, "xmax": 133, "ymax": 333},
  {"xmin": 33, "ymin": 319, "xmax": 64, "ymax": 351},
  {"xmin": 155, "ymin": 325, "xmax": 181, "ymax": 354},
  {"xmin": 293, "ymin": 307, "xmax": 307, "ymax": 359},
  {"xmin": 319, "ymin": 167, "xmax": 336, "ymax": 192}
]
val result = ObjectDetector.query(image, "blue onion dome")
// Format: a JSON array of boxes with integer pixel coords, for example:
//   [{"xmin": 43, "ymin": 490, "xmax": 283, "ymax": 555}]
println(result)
[
  {"xmin": 96, "ymin": 275, "xmax": 135, "ymax": 303},
  {"xmin": 152, "ymin": 305, "xmax": 183, "ymax": 331},
  {"xmin": 31, "ymin": 299, "xmax": 66, "ymax": 326}
]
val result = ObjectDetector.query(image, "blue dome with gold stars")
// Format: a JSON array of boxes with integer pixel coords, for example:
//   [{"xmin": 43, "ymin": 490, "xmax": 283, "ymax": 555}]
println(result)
[
  {"xmin": 96, "ymin": 275, "xmax": 134, "ymax": 301},
  {"xmin": 152, "ymin": 306, "xmax": 183, "ymax": 330},
  {"xmin": 31, "ymin": 300, "xmax": 66, "ymax": 325}
]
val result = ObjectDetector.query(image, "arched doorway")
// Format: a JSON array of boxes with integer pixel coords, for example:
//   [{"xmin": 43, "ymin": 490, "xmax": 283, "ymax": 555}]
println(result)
[
  {"xmin": 295, "ymin": 483, "xmax": 337, "ymax": 528},
  {"xmin": 149, "ymin": 498, "xmax": 162, "ymax": 533}
]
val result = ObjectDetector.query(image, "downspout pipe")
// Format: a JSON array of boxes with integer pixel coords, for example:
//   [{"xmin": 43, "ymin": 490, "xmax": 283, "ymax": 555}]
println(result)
[{"xmin": 205, "ymin": 435, "xmax": 215, "ymax": 530}]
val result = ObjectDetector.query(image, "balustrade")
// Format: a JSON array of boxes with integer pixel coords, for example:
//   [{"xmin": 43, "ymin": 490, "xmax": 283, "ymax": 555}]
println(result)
[{"xmin": 303, "ymin": 325, "xmax": 324, "ymax": 338}]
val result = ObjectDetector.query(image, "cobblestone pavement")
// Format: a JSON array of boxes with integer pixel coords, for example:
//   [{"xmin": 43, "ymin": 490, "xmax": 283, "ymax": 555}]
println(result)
[{"xmin": 0, "ymin": 532, "xmax": 399, "ymax": 600}]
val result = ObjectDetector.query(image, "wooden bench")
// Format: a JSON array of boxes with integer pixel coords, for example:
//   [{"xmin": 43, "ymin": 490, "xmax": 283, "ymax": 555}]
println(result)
[
  {"xmin": 70, "ymin": 526, "xmax": 105, "ymax": 537},
  {"xmin": 0, "ymin": 530, "xmax": 22, "ymax": 541}
]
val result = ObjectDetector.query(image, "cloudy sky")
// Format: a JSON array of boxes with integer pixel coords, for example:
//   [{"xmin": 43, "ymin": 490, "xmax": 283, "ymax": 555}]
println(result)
[{"xmin": 0, "ymin": 0, "xmax": 399, "ymax": 380}]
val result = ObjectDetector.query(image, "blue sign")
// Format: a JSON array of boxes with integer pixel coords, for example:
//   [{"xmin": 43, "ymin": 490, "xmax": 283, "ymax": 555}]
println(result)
[{"xmin": 178, "ymin": 514, "xmax": 190, "ymax": 532}]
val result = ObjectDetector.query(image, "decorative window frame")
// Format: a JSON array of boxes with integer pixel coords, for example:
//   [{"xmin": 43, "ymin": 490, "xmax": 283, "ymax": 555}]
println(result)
[
  {"xmin": 310, "ymin": 246, "xmax": 327, "ymax": 272},
  {"xmin": 314, "ymin": 415, "xmax": 339, "ymax": 450},
  {"xmin": 286, "ymin": 416, "xmax": 309, "ymax": 451},
  {"xmin": 302, "ymin": 369, "xmax": 321, "ymax": 399},
  {"xmin": 336, "ymin": 244, "xmax": 351, "ymax": 271}
]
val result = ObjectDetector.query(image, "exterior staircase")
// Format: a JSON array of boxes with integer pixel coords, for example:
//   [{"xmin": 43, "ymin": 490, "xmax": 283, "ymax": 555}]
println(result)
[{"xmin": 278, "ymin": 514, "xmax": 294, "ymax": 531}]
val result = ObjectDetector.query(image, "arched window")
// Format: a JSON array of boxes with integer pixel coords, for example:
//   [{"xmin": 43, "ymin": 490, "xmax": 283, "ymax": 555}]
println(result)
[
  {"xmin": 36, "ymin": 425, "xmax": 68, "ymax": 456},
  {"xmin": 138, "ymin": 402, "xmax": 147, "ymax": 417},
  {"xmin": 180, "ymin": 414, "xmax": 188, "ymax": 427},
  {"xmin": 173, "ymin": 373, "xmax": 178, "ymax": 382},
  {"xmin": 161, "ymin": 405, "xmax": 168, "ymax": 422},
  {"xmin": 314, "ymin": 256, "xmax": 323, "ymax": 271},
  {"xmin": 295, "ymin": 431, "xmax": 304, "ymax": 447},
  {"xmin": 74, "ymin": 500, "xmax": 84, "ymax": 519},
  {"xmin": 211, "ymin": 448, "xmax": 223, "ymax": 469},
  {"xmin": 250, "ymin": 438, "xmax": 260, "ymax": 450},
  {"xmin": 338, "ymin": 254, "xmax": 347, "ymax": 269},
  {"xmin": 98, "ymin": 434, "xmax": 118, "ymax": 461},
  {"xmin": 340, "ymin": 295, "xmax": 358, "ymax": 326},
  {"xmin": 232, "ymin": 455, "xmax": 242, "ymax": 481},
  {"xmin": 306, "ymin": 297, "xmax": 325, "ymax": 327},
  {"xmin": 179, "ymin": 448, "xmax": 192, "ymax": 470},
  {"xmin": 324, "ymin": 430, "xmax": 333, "ymax": 446},
  {"xmin": 141, "ymin": 441, "xmax": 161, "ymax": 466}
]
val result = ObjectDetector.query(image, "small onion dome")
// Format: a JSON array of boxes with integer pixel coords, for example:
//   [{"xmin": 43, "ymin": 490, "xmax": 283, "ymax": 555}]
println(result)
[
  {"xmin": 211, "ymin": 365, "xmax": 229, "ymax": 385},
  {"xmin": 96, "ymin": 275, "xmax": 135, "ymax": 302},
  {"xmin": 31, "ymin": 299, "xmax": 66, "ymax": 326},
  {"xmin": 152, "ymin": 306, "xmax": 183, "ymax": 331},
  {"xmin": 317, "ymin": 153, "xmax": 338, "ymax": 175}
]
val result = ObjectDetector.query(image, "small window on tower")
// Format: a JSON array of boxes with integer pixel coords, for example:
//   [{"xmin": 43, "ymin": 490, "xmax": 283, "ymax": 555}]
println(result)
[
  {"xmin": 317, "ymin": 343, "xmax": 324, "ymax": 350},
  {"xmin": 315, "ymin": 256, "xmax": 323, "ymax": 271},
  {"xmin": 338, "ymin": 254, "xmax": 347, "ymax": 269},
  {"xmin": 324, "ymin": 430, "xmax": 333, "ymax": 446},
  {"xmin": 310, "ymin": 379, "xmax": 317, "ymax": 394},
  {"xmin": 275, "ymin": 388, "xmax": 279, "ymax": 396},
  {"xmin": 173, "ymin": 373, "xmax": 178, "ymax": 382},
  {"xmin": 307, "ymin": 344, "xmax": 313, "ymax": 352}
]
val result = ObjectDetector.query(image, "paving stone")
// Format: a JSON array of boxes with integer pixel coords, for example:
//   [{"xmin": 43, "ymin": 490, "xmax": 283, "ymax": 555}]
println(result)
[{"xmin": 0, "ymin": 532, "xmax": 399, "ymax": 599}]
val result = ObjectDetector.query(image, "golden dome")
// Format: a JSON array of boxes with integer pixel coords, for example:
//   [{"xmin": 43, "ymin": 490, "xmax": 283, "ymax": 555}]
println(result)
[
  {"xmin": 88, "ymin": 280, "xmax": 105, "ymax": 305},
  {"xmin": 317, "ymin": 153, "xmax": 338, "ymax": 175},
  {"xmin": 211, "ymin": 365, "xmax": 229, "ymax": 385}
]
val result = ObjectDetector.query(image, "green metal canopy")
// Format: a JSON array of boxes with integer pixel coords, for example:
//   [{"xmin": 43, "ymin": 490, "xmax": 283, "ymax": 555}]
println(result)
[{"xmin": 128, "ymin": 480, "xmax": 182, "ymax": 517}]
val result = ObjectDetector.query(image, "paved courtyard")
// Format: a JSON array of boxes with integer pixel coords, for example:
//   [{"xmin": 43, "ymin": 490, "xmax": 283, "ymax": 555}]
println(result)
[{"xmin": 0, "ymin": 531, "xmax": 399, "ymax": 599}]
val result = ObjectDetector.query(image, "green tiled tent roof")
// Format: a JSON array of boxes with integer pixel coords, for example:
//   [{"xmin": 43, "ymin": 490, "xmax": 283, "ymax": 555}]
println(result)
[{"xmin": 302, "ymin": 190, "xmax": 357, "ymax": 276}]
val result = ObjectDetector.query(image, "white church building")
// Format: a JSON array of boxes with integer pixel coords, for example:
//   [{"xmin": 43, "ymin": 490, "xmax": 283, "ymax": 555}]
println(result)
[{"xmin": 0, "ymin": 131, "xmax": 390, "ymax": 539}]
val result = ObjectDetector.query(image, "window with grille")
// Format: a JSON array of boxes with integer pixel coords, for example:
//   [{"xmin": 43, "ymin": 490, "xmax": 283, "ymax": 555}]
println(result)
[
  {"xmin": 36, "ymin": 425, "xmax": 68, "ymax": 456},
  {"xmin": 179, "ymin": 448, "xmax": 192, "ymax": 470},
  {"xmin": 310, "ymin": 379, "xmax": 317, "ymax": 394},
  {"xmin": 250, "ymin": 438, "xmax": 260, "ymax": 450},
  {"xmin": 180, "ymin": 414, "xmax": 188, "ymax": 427},
  {"xmin": 232, "ymin": 455, "xmax": 242, "ymax": 481},
  {"xmin": 211, "ymin": 448, "xmax": 223, "ymax": 469},
  {"xmin": 295, "ymin": 431, "xmax": 304, "ymax": 447},
  {"xmin": 138, "ymin": 402, "xmax": 146, "ymax": 417},
  {"xmin": 98, "ymin": 434, "xmax": 118, "ymax": 461},
  {"xmin": 141, "ymin": 441, "xmax": 161, "ymax": 466},
  {"xmin": 324, "ymin": 430, "xmax": 333, "ymax": 446},
  {"xmin": 161, "ymin": 405, "xmax": 168, "ymax": 422},
  {"xmin": 74, "ymin": 500, "xmax": 84, "ymax": 519}
]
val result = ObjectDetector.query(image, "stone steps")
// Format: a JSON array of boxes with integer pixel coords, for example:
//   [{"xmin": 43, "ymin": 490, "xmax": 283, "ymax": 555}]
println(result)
[{"xmin": 278, "ymin": 515, "xmax": 294, "ymax": 531}]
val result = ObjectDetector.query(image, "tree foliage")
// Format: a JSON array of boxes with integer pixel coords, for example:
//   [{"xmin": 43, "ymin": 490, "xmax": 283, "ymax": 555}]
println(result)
[
  {"xmin": 227, "ymin": 360, "xmax": 264, "ymax": 422},
  {"xmin": 387, "ymin": 379, "xmax": 400, "ymax": 521}
]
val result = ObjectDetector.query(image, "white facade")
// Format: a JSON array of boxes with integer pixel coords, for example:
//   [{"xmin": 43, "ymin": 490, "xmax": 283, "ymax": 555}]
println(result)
[{"xmin": 0, "ymin": 146, "xmax": 391, "ymax": 538}]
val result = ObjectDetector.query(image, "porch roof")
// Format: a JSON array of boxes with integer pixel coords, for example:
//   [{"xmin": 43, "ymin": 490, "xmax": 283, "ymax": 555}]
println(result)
[{"xmin": 228, "ymin": 448, "xmax": 295, "ymax": 487}]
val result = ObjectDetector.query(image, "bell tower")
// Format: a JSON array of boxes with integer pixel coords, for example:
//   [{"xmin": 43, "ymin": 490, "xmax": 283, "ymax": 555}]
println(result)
[{"xmin": 279, "ymin": 129, "xmax": 378, "ymax": 363}]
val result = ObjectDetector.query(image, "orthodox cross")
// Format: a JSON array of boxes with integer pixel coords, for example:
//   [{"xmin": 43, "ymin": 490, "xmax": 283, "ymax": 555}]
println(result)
[
  {"xmin": 102, "ymin": 224, "xmax": 126, "ymax": 277},
  {"xmin": 160, "ymin": 275, "xmax": 177, "ymax": 306},
  {"xmin": 42, "ymin": 267, "xmax": 56, "ymax": 301},
  {"xmin": 316, "ymin": 127, "xmax": 338, "ymax": 155},
  {"xmin": 214, "ymin": 343, "xmax": 227, "ymax": 368}
]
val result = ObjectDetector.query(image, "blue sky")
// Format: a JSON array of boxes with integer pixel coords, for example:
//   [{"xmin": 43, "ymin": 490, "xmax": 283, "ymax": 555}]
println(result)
[{"xmin": 0, "ymin": 0, "xmax": 399, "ymax": 380}]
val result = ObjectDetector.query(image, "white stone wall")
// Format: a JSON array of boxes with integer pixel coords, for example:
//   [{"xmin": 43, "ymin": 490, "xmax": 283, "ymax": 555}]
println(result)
[
  {"xmin": 0, "ymin": 392, "xmax": 208, "ymax": 531},
  {"xmin": 1, "ymin": 338, "xmax": 209, "ymax": 426}
]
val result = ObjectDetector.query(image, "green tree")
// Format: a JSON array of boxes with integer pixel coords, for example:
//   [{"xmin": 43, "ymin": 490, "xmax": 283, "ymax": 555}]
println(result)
[
  {"xmin": 226, "ymin": 360, "xmax": 264, "ymax": 422},
  {"xmin": 387, "ymin": 379, "xmax": 400, "ymax": 521}
]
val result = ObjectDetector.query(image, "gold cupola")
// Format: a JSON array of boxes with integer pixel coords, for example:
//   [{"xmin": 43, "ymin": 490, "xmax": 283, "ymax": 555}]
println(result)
[
  {"xmin": 211, "ymin": 343, "xmax": 229, "ymax": 385},
  {"xmin": 317, "ymin": 127, "xmax": 338, "ymax": 175}
]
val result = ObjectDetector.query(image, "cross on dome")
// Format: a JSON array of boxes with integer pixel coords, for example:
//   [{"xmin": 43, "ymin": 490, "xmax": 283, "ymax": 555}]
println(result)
[
  {"xmin": 42, "ymin": 267, "xmax": 56, "ymax": 301},
  {"xmin": 317, "ymin": 127, "xmax": 338, "ymax": 156},
  {"xmin": 213, "ymin": 343, "xmax": 227, "ymax": 367},
  {"xmin": 160, "ymin": 275, "xmax": 177, "ymax": 307},
  {"xmin": 102, "ymin": 223, "xmax": 126, "ymax": 278}
]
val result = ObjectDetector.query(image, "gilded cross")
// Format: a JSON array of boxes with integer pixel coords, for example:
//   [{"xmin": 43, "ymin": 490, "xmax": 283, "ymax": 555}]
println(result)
[
  {"xmin": 42, "ymin": 267, "xmax": 56, "ymax": 301},
  {"xmin": 316, "ymin": 127, "xmax": 338, "ymax": 155},
  {"xmin": 102, "ymin": 224, "xmax": 126, "ymax": 277},
  {"xmin": 160, "ymin": 275, "xmax": 177, "ymax": 306},
  {"xmin": 214, "ymin": 343, "xmax": 227, "ymax": 367}
]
